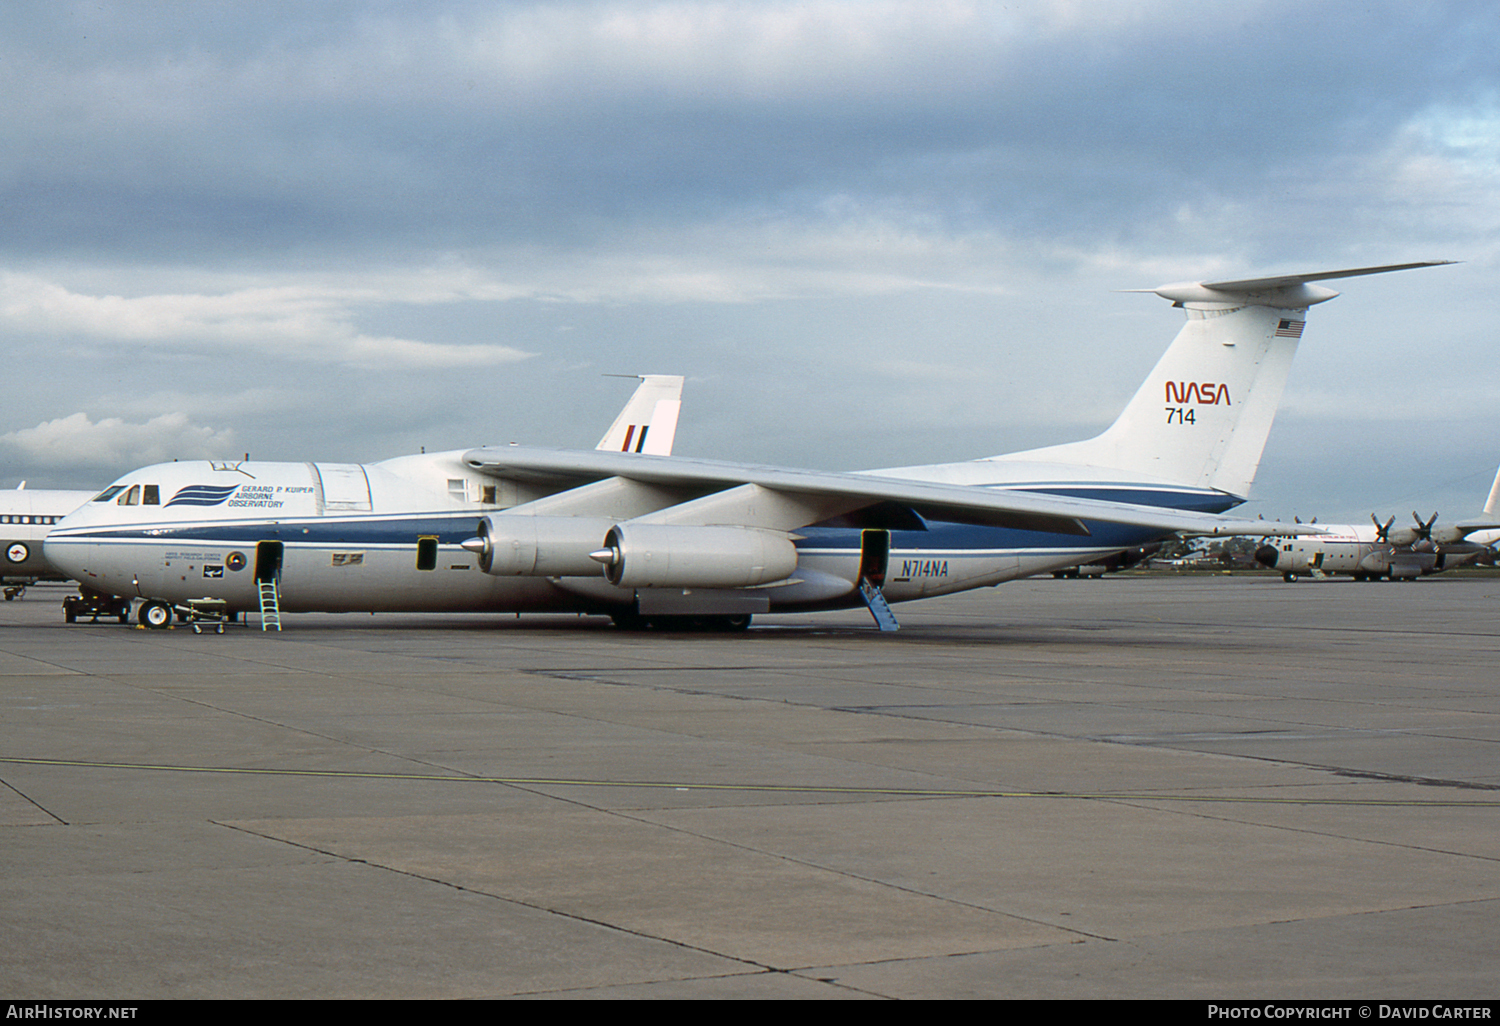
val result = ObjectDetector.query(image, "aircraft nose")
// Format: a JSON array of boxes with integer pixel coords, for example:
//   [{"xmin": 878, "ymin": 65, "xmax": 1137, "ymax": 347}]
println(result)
[{"xmin": 1254, "ymin": 544, "xmax": 1280, "ymax": 568}]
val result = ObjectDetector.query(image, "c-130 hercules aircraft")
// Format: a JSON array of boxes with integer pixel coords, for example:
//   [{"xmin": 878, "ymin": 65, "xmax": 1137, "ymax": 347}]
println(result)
[{"xmin": 46, "ymin": 262, "xmax": 1449, "ymax": 632}]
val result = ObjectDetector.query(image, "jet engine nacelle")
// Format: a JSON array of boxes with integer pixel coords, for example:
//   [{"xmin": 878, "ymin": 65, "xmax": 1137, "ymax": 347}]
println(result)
[
  {"xmin": 592, "ymin": 523, "xmax": 799, "ymax": 589},
  {"xmin": 465, "ymin": 515, "xmax": 617, "ymax": 577}
]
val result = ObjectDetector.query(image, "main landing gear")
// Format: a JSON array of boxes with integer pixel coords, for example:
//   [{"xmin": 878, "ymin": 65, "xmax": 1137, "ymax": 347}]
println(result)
[{"xmin": 611, "ymin": 612, "xmax": 752, "ymax": 632}]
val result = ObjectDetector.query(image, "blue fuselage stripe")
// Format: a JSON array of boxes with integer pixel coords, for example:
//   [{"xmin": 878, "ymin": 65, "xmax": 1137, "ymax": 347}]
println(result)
[{"xmin": 49, "ymin": 486, "xmax": 1238, "ymax": 553}]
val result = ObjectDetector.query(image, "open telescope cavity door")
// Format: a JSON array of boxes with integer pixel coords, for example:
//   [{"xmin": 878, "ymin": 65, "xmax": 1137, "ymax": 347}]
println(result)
[{"xmin": 859, "ymin": 529, "xmax": 891, "ymax": 588}]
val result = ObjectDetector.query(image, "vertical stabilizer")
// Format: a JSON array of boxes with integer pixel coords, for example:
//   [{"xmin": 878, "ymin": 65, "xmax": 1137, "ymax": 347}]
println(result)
[
  {"xmin": 1483, "ymin": 465, "xmax": 1500, "ymax": 518},
  {"xmin": 999, "ymin": 262, "xmax": 1453, "ymax": 497},
  {"xmin": 596, "ymin": 375, "xmax": 684, "ymax": 455}
]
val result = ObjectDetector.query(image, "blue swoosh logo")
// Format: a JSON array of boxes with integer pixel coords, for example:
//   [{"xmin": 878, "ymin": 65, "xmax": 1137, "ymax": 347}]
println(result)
[{"xmin": 165, "ymin": 484, "xmax": 241, "ymax": 507}]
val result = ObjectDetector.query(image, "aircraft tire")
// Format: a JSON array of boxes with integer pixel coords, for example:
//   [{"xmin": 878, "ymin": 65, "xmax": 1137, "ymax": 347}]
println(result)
[
  {"xmin": 1282, "ymin": 572, "xmax": 1299, "ymax": 583},
  {"xmin": 139, "ymin": 601, "xmax": 172, "ymax": 629},
  {"xmin": 612, "ymin": 612, "xmax": 751, "ymax": 632}
]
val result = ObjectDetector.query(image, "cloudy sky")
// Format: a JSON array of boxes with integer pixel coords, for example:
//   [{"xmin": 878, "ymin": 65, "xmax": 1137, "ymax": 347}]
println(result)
[{"xmin": 3, "ymin": 0, "xmax": 1497, "ymax": 522}]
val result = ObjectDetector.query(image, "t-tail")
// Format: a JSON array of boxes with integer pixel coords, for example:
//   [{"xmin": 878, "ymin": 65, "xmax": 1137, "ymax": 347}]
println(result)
[
  {"xmin": 595, "ymin": 374, "xmax": 684, "ymax": 455},
  {"xmin": 1000, "ymin": 262, "xmax": 1455, "ymax": 498}
]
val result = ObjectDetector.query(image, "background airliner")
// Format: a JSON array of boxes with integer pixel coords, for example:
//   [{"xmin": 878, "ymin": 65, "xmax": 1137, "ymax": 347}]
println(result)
[
  {"xmin": 1, "ymin": 483, "xmax": 97, "ymax": 599},
  {"xmin": 45, "ymin": 263, "xmax": 1448, "ymax": 632},
  {"xmin": 1255, "ymin": 465, "xmax": 1500, "ymax": 581}
]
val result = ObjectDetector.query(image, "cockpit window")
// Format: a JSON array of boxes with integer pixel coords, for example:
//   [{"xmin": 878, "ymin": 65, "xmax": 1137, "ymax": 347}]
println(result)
[
  {"xmin": 93, "ymin": 486, "xmax": 126, "ymax": 502},
  {"xmin": 119, "ymin": 485, "xmax": 140, "ymax": 506},
  {"xmin": 143, "ymin": 485, "xmax": 160, "ymax": 505}
]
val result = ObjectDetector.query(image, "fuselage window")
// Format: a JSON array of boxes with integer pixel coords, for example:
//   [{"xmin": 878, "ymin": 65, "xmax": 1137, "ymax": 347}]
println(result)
[
  {"xmin": 481, "ymin": 484, "xmax": 496, "ymax": 505},
  {"xmin": 143, "ymin": 485, "xmax": 160, "ymax": 505},
  {"xmin": 447, "ymin": 479, "xmax": 467, "ymax": 502}
]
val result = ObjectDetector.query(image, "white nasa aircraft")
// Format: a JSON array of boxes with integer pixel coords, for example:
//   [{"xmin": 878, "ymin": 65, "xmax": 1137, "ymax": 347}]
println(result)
[
  {"xmin": 45, "ymin": 262, "xmax": 1448, "ymax": 632},
  {"xmin": 1, "ymin": 483, "xmax": 97, "ymax": 598},
  {"xmin": 1255, "ymin": 466, "xmax": 1500, "ymax": 582}
]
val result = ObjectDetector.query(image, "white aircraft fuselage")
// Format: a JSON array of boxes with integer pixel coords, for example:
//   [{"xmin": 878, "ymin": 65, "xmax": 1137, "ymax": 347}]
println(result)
[
  {"xmin": 2, "ymin": 487, "xmax": 96, "ymax": 582},
  {"xmin": 45, "ymin": 263, "xmax": 1452, "ymax": 630},
  {"xmin": 45, "ymin": 452, "xmax": 1221, "ymax": 617}
]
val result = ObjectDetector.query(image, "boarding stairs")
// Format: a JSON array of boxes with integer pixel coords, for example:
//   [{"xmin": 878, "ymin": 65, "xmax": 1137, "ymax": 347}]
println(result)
[
  {"xmin": 858, "ymin": 577, "xmax": 900, "ymax": 632},
  {"xmin": 258, "ymin": 579, "xmax": 282, "ymax": 632}
]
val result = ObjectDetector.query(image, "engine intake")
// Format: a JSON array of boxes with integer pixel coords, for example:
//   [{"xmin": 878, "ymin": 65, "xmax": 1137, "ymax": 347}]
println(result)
[{"xmin": 590, "ymin": 523, "xmax": 798, "ymax": 589}]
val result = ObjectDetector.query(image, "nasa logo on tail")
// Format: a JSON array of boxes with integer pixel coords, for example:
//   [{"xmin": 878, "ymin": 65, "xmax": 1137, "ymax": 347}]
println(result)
[
  {"xmin": 165, "ymin": 485, "xmax": 241, "ymax": 508},
  {"xmin": 1164, "ymin": 382, "xmax": 1232, "ymax": 406}
]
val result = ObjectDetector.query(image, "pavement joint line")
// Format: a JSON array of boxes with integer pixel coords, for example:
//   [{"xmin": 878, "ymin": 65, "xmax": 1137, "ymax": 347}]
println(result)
[{"xmin": 5, "ymin": 755, "xmax": 1500, "ymax": 806}]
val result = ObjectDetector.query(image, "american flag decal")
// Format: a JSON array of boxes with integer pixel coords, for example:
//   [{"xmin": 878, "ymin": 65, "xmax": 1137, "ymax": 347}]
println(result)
[{"xmin": 1274, "ymin": 319, "xmax": 1305, "ymax": 338}]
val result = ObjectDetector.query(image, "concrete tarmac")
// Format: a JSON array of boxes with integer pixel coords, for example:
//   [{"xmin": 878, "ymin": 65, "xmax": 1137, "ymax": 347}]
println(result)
[{"xmin": 3, "ymin": 574, "xmax": 1499, "ymax": 999}]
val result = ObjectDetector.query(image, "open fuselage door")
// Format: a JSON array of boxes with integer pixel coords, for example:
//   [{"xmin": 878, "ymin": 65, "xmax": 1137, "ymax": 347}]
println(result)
[{"xmin": 254, "ymin": 540, "xmax": 284, "ymax": 630}]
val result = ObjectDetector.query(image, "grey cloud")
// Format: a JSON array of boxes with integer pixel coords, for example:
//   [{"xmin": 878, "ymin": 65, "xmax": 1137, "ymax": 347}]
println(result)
[
  {"xmin": 6, "ymin": 1, "xmax": 1497, "ymax": 262},
  {"xmin": 1, "ymin": 1, "xmax": 1496, "ymax": 518}
]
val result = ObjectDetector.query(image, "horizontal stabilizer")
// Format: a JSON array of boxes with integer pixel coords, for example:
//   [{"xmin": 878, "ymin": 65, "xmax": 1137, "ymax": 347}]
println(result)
[
  {"xmin": 1135, "ymin": 261, "xmax": 1457, "ymax": 309},
  {"xmin": 1201, "ymin": 261, "xmax": 1458, "ymax": 293}
]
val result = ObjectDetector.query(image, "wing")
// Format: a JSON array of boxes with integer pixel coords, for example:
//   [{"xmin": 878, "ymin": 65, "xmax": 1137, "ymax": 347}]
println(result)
[{"xmin": 461, "ymin": 446, "xmax": 1315, "ymax": 539}]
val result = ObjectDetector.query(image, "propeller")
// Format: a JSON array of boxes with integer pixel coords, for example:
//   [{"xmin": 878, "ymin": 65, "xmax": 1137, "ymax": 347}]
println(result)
[
  {"xmin": 1411, "ymin": 511, "xmax": 1439, "ymax": 552},
  {"xmin": 1372, "ymin": 513, "xmax": 1423, "ymax": 548}
]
